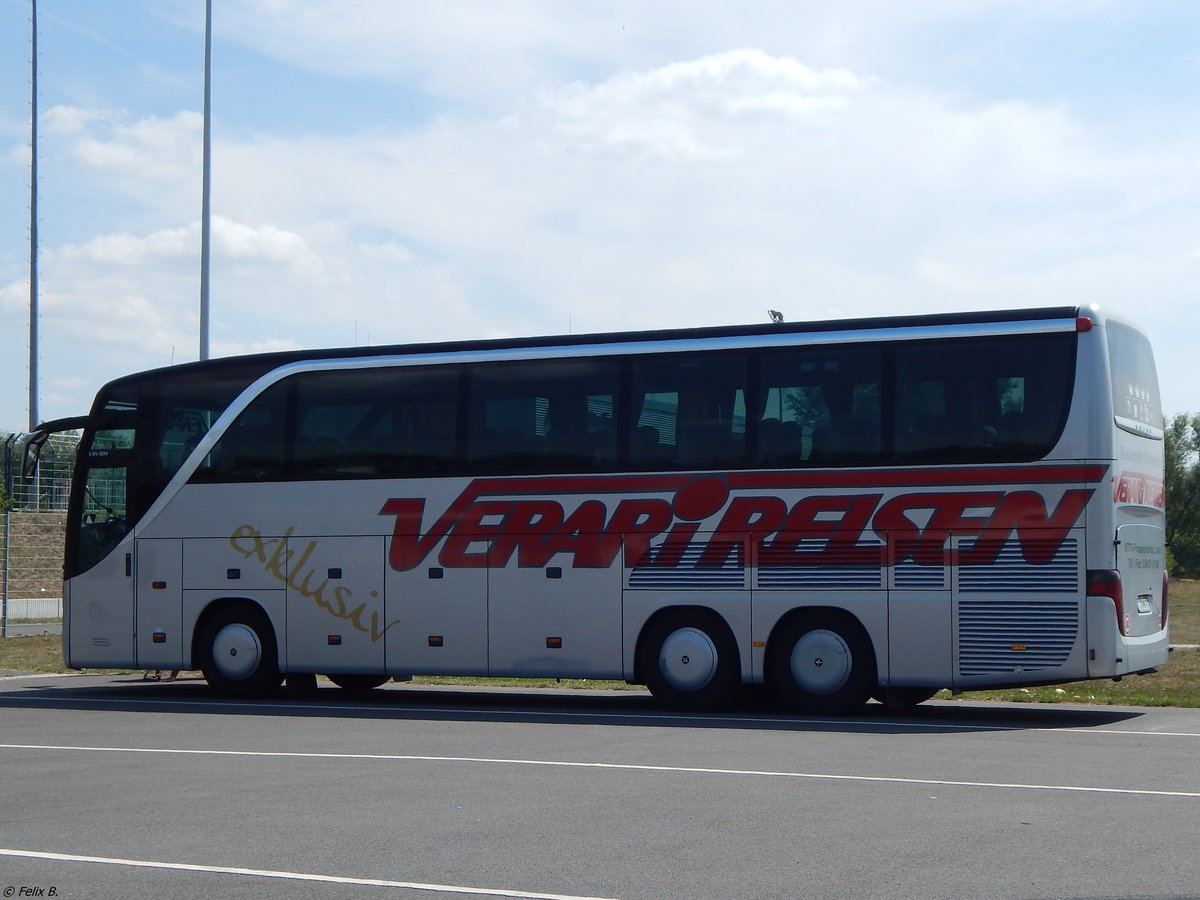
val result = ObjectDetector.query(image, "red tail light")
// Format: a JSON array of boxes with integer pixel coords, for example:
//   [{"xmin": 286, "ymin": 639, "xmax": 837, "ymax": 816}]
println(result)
[
  {"xmin": 1161, "ymin": 570, "xmax": 1169, "ymax": 630},
  {"xmin": 1087, "ymin": 569, "xmax": 1127, "ymax": 636}
]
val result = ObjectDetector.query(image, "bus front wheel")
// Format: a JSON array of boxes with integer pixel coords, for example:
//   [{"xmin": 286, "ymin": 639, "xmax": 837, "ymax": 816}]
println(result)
[
  {"xmin": 198, "ymin": 606, "xmax": 283, "ymax": 697},
  {"xmin": 768, "ymin": 611, "xmax": 875, "ymax": 715},
  {"xmin": 638, "ymin": 611, "xmax": 740, "ymax": 711}
]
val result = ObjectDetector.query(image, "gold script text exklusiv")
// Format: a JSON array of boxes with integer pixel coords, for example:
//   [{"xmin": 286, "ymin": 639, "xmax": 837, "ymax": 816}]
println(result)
[{"xmin": 229, "ymin": 524, "xmax": 399, "ymax": 642}]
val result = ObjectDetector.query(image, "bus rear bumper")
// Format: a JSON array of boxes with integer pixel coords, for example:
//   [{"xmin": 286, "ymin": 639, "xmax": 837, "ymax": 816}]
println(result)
[
  {"xmin": 1087, "ymin": 595, "xmax": 1169, "ymax": 677},
  {"xmin": 1119, "ymin": 629, "xmax": 1170, "ymax": 675}
]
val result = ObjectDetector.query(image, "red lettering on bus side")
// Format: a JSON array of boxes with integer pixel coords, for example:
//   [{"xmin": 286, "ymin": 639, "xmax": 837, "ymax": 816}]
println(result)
[
  {"xmin": 490, "ymin": 500, "xmax": 565, "ymax": 568},
  {"xmin": 381, "ymin": 498, "xmax": 451, "ymax": 571},
  {"xmin": 1113, "ymin": 472, "xmax": 1165, "ymax": 509},
  {"xmin": 824, "ymin": 494, "xmax": 883, "ymax": 562},
  {"xmin": 872, "ymin": 494, "xmax": 940, "ymax": 565},
  {"xmin": 604, "ymin": 498, "xmax": 674, "ymax": 567},
  {"xmin": 962, "ymin": 488, "xmax": 1094, "ymax": 565},
  {"xmin": 538, "ymin": 500, "xmax": 617, "ymax": 568},
  {"xmin": 900, "ymin": 491, "xmax": 1004, "ymax": 565},
  {"xmin": 765, "ymin": 495, "xmax": 881, "ymax": 564},
  {"xmin": 702, "ymin": 497, "xmax": 787, "ymax": 567},
  {"xmin": 439, "ymin": 501, "xmax": 511, "ymax": 567},
  {"xmin": 655, "ymin": 521, "xmax": 701, "ymax": 568}
]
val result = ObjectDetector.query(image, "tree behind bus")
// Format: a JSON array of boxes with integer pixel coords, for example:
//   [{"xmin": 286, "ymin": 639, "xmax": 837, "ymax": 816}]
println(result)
[{"xmin": 1165, "ymin": 412, "xmax": 1200, "ymax": 576}]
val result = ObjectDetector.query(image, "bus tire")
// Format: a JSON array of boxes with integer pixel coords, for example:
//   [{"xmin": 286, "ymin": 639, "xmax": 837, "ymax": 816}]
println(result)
[
  {"xmin": 327, "ymin": 674, "xmax": 389, "ymax": 693},
  {"xmin": 198, "ymin": 605, "xmax": 283, "ymax": 697},
  {"xmin": 637, "ymin": 610, "xmax": 740, "ymax": 711},
  {"xmin": 768, "ymin": 611, "xmax": 876, "ymax": 715}
]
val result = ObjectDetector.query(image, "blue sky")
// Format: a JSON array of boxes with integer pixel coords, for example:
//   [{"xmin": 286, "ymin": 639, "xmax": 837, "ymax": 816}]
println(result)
[{"xmin": 1, "ymin": 0, "xmax": 1198, "ymax": 432}]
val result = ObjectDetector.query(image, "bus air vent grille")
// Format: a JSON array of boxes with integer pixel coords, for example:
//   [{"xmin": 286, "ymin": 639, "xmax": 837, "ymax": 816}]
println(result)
[
  {"xmin": 894, "ymin": 560, "xmax": 947, "ymax": 591},
  {"xmin": 958, "ymin": 538, "xmax": 1079, "ymax": 594},
  {"xmin": 757, "ymin": 540, "xmax": 884, "ymax": 590},
  {"xmin": 957, "ymin": 599, "xmax": 1078, "ymax": 676},
  {"xmin": 628, "ymin": 541, "xmax": 745, "ymax": 590}
]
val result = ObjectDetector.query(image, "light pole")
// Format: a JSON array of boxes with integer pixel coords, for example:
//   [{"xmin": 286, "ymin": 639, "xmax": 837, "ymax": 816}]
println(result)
[
  {"xmin": 199, "ymin": 0, "xmax": 212, "ymax": 361},
  {"xmin": 29, "ymin": 0, "xmax": 39, "ymax": 428}
]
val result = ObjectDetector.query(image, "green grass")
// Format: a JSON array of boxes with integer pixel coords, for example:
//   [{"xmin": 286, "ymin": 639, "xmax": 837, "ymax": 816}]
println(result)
[
  {"xmin": 0, "ymin": 634, "xmax": 66, "ymax": 674},
  {"xmin": 4, "ymin": 580, "xmax": 1199, "ymax": 707}
]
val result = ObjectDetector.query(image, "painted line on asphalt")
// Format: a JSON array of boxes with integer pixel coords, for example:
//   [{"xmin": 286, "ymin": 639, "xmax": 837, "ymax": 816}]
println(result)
[
  {"xmin": 0, "ymin": 847, "xmax": 621, "ymax": 900},
  {"xmin": 1, "ymin": 742, "xmax": 1197, "ymax": 799}
]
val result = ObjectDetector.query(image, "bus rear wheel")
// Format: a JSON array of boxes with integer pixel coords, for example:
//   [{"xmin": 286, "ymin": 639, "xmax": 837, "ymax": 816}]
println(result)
[
  {"xmin": 638, "ymin": 611, "xmax": 740, "ymax": 711},
  {"xmin": 198, "ymin": 606, "xmax": 283, "ymax": 697},
  {"xmin": 768, "ymin": 611, "xmax": 875, "ymax": 715}
]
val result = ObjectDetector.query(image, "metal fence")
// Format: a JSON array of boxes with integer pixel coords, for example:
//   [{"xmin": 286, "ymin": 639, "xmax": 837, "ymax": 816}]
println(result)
[{"xmin": 2, "ymin": 432, "xmax": 77, "ymax": 637}]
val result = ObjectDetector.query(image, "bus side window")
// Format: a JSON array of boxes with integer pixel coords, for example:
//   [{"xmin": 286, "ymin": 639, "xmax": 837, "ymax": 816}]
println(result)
[
  {"xmin": 208, "ymin": 382, "xmax": 288, "ymax": 482},
  {"xmin": 627, "ymin": 352, "xmax": 747, "ymax": 471},
  {"xmin": 466, "ymin": 359, "xmax": 617, "ymax": 475},
  {"xmin": 759, "ymin": 347, "xmax": 881, "ymax": 467},
  {"xmin": 892, "ymin": 335, "xmax": 1073, "ymax": 462},
  {"xmin": 402, "ymin": 385, "xmax": 459, "ymax": 476}
]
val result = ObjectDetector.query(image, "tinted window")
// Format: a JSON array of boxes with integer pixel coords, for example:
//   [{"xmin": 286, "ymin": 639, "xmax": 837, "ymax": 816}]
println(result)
[
  {"xmin": 1108, "ymin": 321, "xmax": 1163, "ymax": 438},
  {"xmin": 756, "ymin": 347, "xmax": 883, "ymax": 465},
  {"xmin": 201, "ymin": 380, "xmax": 289, "ymax": 482},
  {"xmin": 628, "ymin": 353, "xmax": 747, "ymax": 470},
  {"xmin": 293, "ymin": 367, "xmax": 460, "ymax": 478},
  {"xmin": 181, "ymin": 327, "xmax": 1083, "ymax": 486},
  {"xmin": 466, "ymin": 359, "xmax": 617, "ymax": 473},
  {"xmin": 893, "ymin": 334, "xmax": 1074, "ymax": 462},
  {"xmin": 198, "ymin": 366, "xmax": 462, "ymax": 482},
  {"xmin": 79, "ymin": 362, "xmax": 273, "ymax": 539}
]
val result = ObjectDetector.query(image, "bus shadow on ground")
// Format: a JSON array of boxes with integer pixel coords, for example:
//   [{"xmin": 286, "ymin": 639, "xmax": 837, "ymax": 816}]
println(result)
[{"xmin": 0, "ymin": 674, "xmax": 1150, "ymax": 736}]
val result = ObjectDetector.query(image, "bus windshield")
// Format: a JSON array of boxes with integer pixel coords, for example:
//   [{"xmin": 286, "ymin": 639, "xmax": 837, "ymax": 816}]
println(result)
[
  {"xmin": 68, "ymin": 362, "xmax": 275, "ymax": 576},
  {"xmin": 1108, "ymin": 321, "xmax": 1163, "ymax": 438}
]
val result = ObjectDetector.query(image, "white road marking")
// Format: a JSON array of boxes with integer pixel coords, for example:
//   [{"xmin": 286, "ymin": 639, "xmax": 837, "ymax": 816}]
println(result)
[
  {"xmin": 0, "ymin": 742, "xmax": 1197, "ymax": 798},
  {"xmin": 0, "ymin": 847, "xmax": 621, "ymax": 900}
]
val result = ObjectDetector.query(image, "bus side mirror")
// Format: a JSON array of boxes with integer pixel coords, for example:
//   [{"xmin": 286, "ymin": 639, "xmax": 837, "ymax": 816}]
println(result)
[
  {"xmin": 22, "ymin": 431, "xmax": 48, "ymax": 478},
  {"xmin": 19, "ymin": 416, "xmax": 92, "ymax": 478}
]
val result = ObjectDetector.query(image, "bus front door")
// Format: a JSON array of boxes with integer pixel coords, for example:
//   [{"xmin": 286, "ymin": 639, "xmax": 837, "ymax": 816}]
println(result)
[{"xmin": 134, "ymin": 539, "xmax": 184, "ymax": 671}]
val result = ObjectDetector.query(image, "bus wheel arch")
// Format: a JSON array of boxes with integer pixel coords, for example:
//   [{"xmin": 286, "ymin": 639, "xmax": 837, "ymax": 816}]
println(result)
[
  {"xmin": 766, "ymin": 607, "xmax": 877, "ymax": 715},
  {"xmin": 634, "ymin": 605, "xmax": 740, "ymax": 711},
  {"xmin": 194, "ymin": 599, "xmax": 283, "ymax": 697}
]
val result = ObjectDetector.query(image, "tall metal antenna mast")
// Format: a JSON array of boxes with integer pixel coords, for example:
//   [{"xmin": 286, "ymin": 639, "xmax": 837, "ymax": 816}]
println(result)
[
  {"xmin": 199, "ymin": 0, "xmax": 212, "ymax": 361},
  {"xmin": 28, "ymin": 0, "xmax": 39, "ymax": 429}
]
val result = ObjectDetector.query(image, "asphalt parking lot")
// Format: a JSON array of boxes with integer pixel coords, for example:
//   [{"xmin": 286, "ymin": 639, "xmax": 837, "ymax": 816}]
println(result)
[{"xmin": 1, "ymin": 674, "xmax": 1198, "ymax": 900}]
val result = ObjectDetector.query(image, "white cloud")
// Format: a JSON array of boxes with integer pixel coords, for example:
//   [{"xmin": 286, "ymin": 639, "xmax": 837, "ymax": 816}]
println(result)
[
  {"xmin": 41, "ymin": 106, "xmax": 109, "ymax": 136},
  {"xmin": 72, "ymin": 110, "xmax": 202, "ymax": 183},
  {"xmin": 50, "ymin": 217, "xmax": 320, "ymax": 273},
  {"xmin": 212, "ymin": 217, "xmax": 322, "ymax": 272},
  {"xmin": 538, "ymin": 49, "xmax": 864, "ymax": 163}
]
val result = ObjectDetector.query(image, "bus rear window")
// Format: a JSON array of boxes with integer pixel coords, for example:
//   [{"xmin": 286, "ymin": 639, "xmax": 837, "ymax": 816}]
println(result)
[{"xmin": 1108, "ymin": 321, "xmax": 1163, "ymax": 438}]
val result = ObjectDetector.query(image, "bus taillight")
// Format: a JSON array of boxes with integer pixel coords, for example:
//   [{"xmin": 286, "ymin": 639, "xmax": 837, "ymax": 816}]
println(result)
[
  {"xmin": 1087, "ymin": 569, "xmax": 1126, "ymax": 636},
  {"xmin": 1161, "ymin": 570, "xmax": 1169, "ymax": 630}
]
